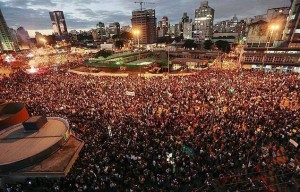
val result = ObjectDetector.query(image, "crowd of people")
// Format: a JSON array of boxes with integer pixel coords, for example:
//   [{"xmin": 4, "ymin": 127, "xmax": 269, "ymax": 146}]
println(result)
[{"xmin": 0, "ymin": 67, "xmax": 299, "ymax": 191}]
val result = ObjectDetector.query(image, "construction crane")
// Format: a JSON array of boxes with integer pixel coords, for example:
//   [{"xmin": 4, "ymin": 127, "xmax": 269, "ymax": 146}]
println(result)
[{"xmin": 134, "ymin": 1, "xmax": 155, "ymax": 11}]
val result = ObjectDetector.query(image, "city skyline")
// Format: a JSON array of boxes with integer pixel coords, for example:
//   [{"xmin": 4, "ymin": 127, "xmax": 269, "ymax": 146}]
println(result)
[{"xmin": 0, "ymin": 0, "xmax": 291, "ymax": 37}]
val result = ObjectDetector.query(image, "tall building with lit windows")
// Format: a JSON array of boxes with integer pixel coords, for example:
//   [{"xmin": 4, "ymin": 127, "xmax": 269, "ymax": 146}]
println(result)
[
  {"xmin": 0, "ymin": 9, "xmax": 18, "ymax": 52},
  {"xmin": 49, "ymin": 11, "xmax": 68, "ymax": 36},
  {"xmin": 194, "ymin": 1, "xmax": 214, "ymax": 41},
  {"xmin": 131, "ymin": 9, "xmax": 157, "ymax": 44},
  {"xmin": 283, "ymin": 0, "xmax": 300, "ymax": 47}
]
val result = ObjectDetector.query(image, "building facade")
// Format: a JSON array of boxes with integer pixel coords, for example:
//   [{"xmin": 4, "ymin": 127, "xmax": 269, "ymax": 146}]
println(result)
[
  {"xmin": 183, "ymin": 22, "xmax": 193, "ymax": 39},
  {"xmin": 214, "ymin": 15, "xmax": 238, "ymax": 33},
  {"xmin": 16, "ymin": 27, "xmax": 30, "ymax": 49},
  {"xmin": 108, "ymin": 22, "xmax": 120, "ymax": 38},
  {"xmin": 283, "ymin": 0, "xmax": 300, "ymax": 47},
  {"xmin": 94, "ymin": 22, "xmax": 106, "ymax": 41},
  {"xmin": 0, "ymin": 10, "xmax": 18, "ymax": 52},
  {"xmin": 49, "ymin": 11, "xmax": 68, "ymax": 36},
  {"xmin": 194, "ymin": 1, "xmax": 214, "ymax": 41},
  {"xmin": 131, "ymin": 9, "xmax": 157, "ymax": 44}
]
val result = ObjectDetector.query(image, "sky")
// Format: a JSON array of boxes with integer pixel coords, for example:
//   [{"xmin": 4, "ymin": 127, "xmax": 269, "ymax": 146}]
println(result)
[{"xmin": 0, "ymin": 0, "xmax": 291, "ymax": 37}]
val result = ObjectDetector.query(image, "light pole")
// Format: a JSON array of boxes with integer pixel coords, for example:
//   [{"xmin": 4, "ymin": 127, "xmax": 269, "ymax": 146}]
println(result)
[
  {"xmin": 133, "ymin": 29, "xmax": 141, "ymax": 77},
  {"xmin": 40, "ymin": 38, "xmax": 47, "ymax": 48},
  {"xmin": 262, "ymin": 24, "xmax": 279, "ymax": 71},
  {"xmin": 167, "ymin": 45, "xmax": 170, "ymax": 74}
]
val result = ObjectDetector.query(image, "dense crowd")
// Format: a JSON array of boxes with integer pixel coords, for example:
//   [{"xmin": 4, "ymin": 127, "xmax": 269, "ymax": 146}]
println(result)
[{"xmin": 0, "ymin": 68, "xmax": 299, "ymax": 191}]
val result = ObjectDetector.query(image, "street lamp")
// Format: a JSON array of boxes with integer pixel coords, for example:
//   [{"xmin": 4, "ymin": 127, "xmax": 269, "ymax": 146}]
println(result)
[
  {"xmin": 262, "ymin": 24, "xmax": 279, "ymax": 71},
  {"xmin": 167, "ymin": 45, "xmax": 170, "ymax": 74},
  {"xmin": 133, "ymin": 29, "xmax": 141, "ymax": 77},
  {"xmin": 40, "ymin": 38, "xmax": 47, "ymax": 48}
]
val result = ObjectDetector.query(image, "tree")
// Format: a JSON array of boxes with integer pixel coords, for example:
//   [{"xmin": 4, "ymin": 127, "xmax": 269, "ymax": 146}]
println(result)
[
  {"xmin": 204, "ymin": 40, "xmax": 213, "ymax": 50},
  {"xmin": 183, "ymin": 39, "xmax": 197, "ymax": 49},
  {"xmin": 115, "ymin": 40, "xmax": 124, "ymax": 49},
  {"xmin": 120, "ymin": 32, "xmax": 133, "ymax": 40},
  {"xmin": 215, "ymin": 40, "xmax": 231, "ymax": 53},
  {"xmin": 96, "ymin": 50, "xmax": 113, "ymax": 58}
]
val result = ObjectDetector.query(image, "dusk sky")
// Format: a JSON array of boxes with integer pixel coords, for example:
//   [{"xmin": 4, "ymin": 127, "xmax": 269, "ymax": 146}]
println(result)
[{"xmin": 0, "ymin": 0, "xmax": 291, "ymax": 37}]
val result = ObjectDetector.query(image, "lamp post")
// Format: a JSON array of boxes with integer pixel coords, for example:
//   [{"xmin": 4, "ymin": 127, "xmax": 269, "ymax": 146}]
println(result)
[
  {"xmin": 262, "ymin": 24, "xmax": 279, "ymax": 71},
  {"xmin": 40, "ymin": 38, "xmax": 47, "ymax": 48},
  {"xmin": 133, "ymin": 29, "xmax": 141, "ymax": 77},
  {"xmin": 167, "ymin": 45, "xmax": 170, "ymax": 74}
]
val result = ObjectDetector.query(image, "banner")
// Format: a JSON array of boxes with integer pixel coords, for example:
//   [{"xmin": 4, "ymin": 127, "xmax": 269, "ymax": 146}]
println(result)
[
  {"xmin": 125, "ymin": 91, "xmax": 135, "ymax": 96},
  {"xmin": 289, "ymin": 139, "xmax": 298, "ymax": 148}
]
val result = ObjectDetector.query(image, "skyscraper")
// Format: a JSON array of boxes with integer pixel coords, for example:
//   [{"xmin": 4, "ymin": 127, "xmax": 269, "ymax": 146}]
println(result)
[
  {"xmin": 283, "ymin": 0, "xmax": 300, "ymax": 47},
  {"xmin": 96, "ymin": 22, "xmax": 107, "ymax": 40},
  {"xmin": 157, "ymin": 16, "xmax": 169, "ymax": 38},
  {"xmin": 194, "ymin": 1, "xmax": 215, "ymax": 41},
  {"xmin": 108, "ymin": 22, "xmax": 120, "ymax": 38},
  {"xmin": 0, "ymin": 9, "xmax": 18, "ymax": 52},
  {"xmin": 49, "ymin": 11, "xmax": 68, "ymax": 36},
  {"xmin": 131, "ymin": 9, "xmax": 157, "ymax": 44},
  {"xmin": 16, "ymin": 27, "xmax": 30, "ymax": 49}
]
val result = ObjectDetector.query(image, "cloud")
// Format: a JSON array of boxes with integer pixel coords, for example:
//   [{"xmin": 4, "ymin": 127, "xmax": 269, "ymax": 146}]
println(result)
[{"xmin": 0, "ymin": 0, "xmax": 291, "ymax": 34}]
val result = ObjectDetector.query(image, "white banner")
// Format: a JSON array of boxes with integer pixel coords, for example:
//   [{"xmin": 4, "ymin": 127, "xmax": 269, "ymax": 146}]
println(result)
[
  {"xmin": 125, "ymin": 91, "xmax": 135, "ymax": 96},
  {"xmin": 289, "ymin": 139, "xmax": 298, "ymax": 148}
]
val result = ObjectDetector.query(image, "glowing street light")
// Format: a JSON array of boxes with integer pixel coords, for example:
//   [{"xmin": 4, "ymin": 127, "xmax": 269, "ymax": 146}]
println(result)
[
  {"xmin": 40, "ymin": 38, "xmax": 47, "ymax": 47},
  {"xmin": 262, "ymin": 24, "xmax": 280, "ymax": 70},
  {"xmin": 133, "ymin": 29, "xmax": 141, "ymax": 77}
]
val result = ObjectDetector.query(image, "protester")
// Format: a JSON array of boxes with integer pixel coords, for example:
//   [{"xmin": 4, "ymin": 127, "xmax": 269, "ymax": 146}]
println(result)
[{"xmin": 0, "ymin": 68, "xmax": 299, "ymax": 191}]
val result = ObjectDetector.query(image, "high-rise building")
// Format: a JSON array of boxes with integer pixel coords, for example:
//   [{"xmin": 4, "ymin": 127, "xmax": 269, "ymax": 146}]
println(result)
[
  {"xmin": 131, "ymin": 9, "xmax": 157, "ymax": 44},
  {"xmin": 49, "ymin": 11, "xmax": 68, "ymax": 36},
  {"xmin": 0, "ymin": 9, "xmax": 18, "ymax": 52},
  {"xmin": 179, "ymin": 13, "xmax": 193, "ymax": 39},
  {"xmin": 108, "ymin": 22, "xmax": 120, "ymax": 38},
  {"xmin": 183, "ymin": 22, "xmax": 193, "ymax": 39},
  {"xmin": 283, "ymin": 0, "xmax": 300, "ymax": 47},
  {"xmin": 16, "ymin": 27, "xmax": 31, "ymax": 49},
  {"xmin": 94, "ymin": 22, "xmax": 106, "ymax": 41},
  {"xmin": 194, "ymin": 1, "xmax": 214, "ymax": 41},
  {"xmin": 161, "ymin": 16, "xmax": 169, "ymax": 30},
  {"xmin": 157, "ymin": 16, "xmax": 169, "ymax": 38},
  {"xmin": 182, "ymin": 12, "xmax": 190, "ymax": 23},
  {"xmin": 214, "ymin": 15, "xmax": 239, "ymax": 33}
]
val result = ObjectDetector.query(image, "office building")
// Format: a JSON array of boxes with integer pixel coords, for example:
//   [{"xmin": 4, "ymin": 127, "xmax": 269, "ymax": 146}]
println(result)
[
  {"xmin": 157, "ymin": 16, "xmax": 169, "ymax": 38},
  {"xmin": 16, "ymin": 27, "xmax": 30, "ymax": 49},
  {"xmin": 131, "ymin": 9, "xmax": 157, "ymax": 44},
  {"xmin": 49, "ymin": 11, "xmax": 68, "ymax": 36},
  {"xmin": 183, "ymin": 22, "xmax": 193, "ymax": 39},
  {"xmin": 194, "ymin": 1, "xmax": 214, "ymax": 41},
  {"xmin": 93, "ymin": 22, "xmax": 106, "ymax": 40},
  {"xmin": 0, "ymin": 9, "xmax": 18, "ymax": 52},
  {"xmin": 283, "ymin": 0, "xmax": 300, "ymax": 47},
  {"xmin": 214, "ymin": 15, "xmax": 238, "ymax": 33},
  {"xmin": 108, "ymin": 22, "xmax": 120, "ymax": 38}
]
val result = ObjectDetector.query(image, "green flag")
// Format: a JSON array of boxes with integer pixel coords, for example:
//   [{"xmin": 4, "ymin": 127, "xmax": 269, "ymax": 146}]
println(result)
[{"xmin": 183, "ymin": 145, "xmax": 194, "ymax": 157}]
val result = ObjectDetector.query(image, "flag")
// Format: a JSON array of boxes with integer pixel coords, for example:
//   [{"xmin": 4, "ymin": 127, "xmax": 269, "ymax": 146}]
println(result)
[
  {"xmin": 182, "ymin": 145, "xmax": 194, "ymax": 157},
  {"xmin": 108, "ymin": 125, "xmax": 112, "ymax": 137},
  {"xmin": 63, "ymin": 130, "xmax": 70, "ymax": 141},
  {"xmin": 229, "ymin": 87, "xmax": 235, "ymax": 94}
]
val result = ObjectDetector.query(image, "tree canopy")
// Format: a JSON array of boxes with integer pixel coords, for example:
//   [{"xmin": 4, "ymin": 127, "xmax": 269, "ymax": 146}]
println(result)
[
  {"xmin": 204, "ymin": 40, "xmax": 213, "ymax": 50},
  {"xmin": 215, "ymin": 40, "xmax": 231, "ymax": 53},
  {"xmin": 183, "ymin": 39, "xmax": 197, "ymax": 49},
  {"xmin": 96, "ymin": 50, "xmax": 113, "ymax": 58}
]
